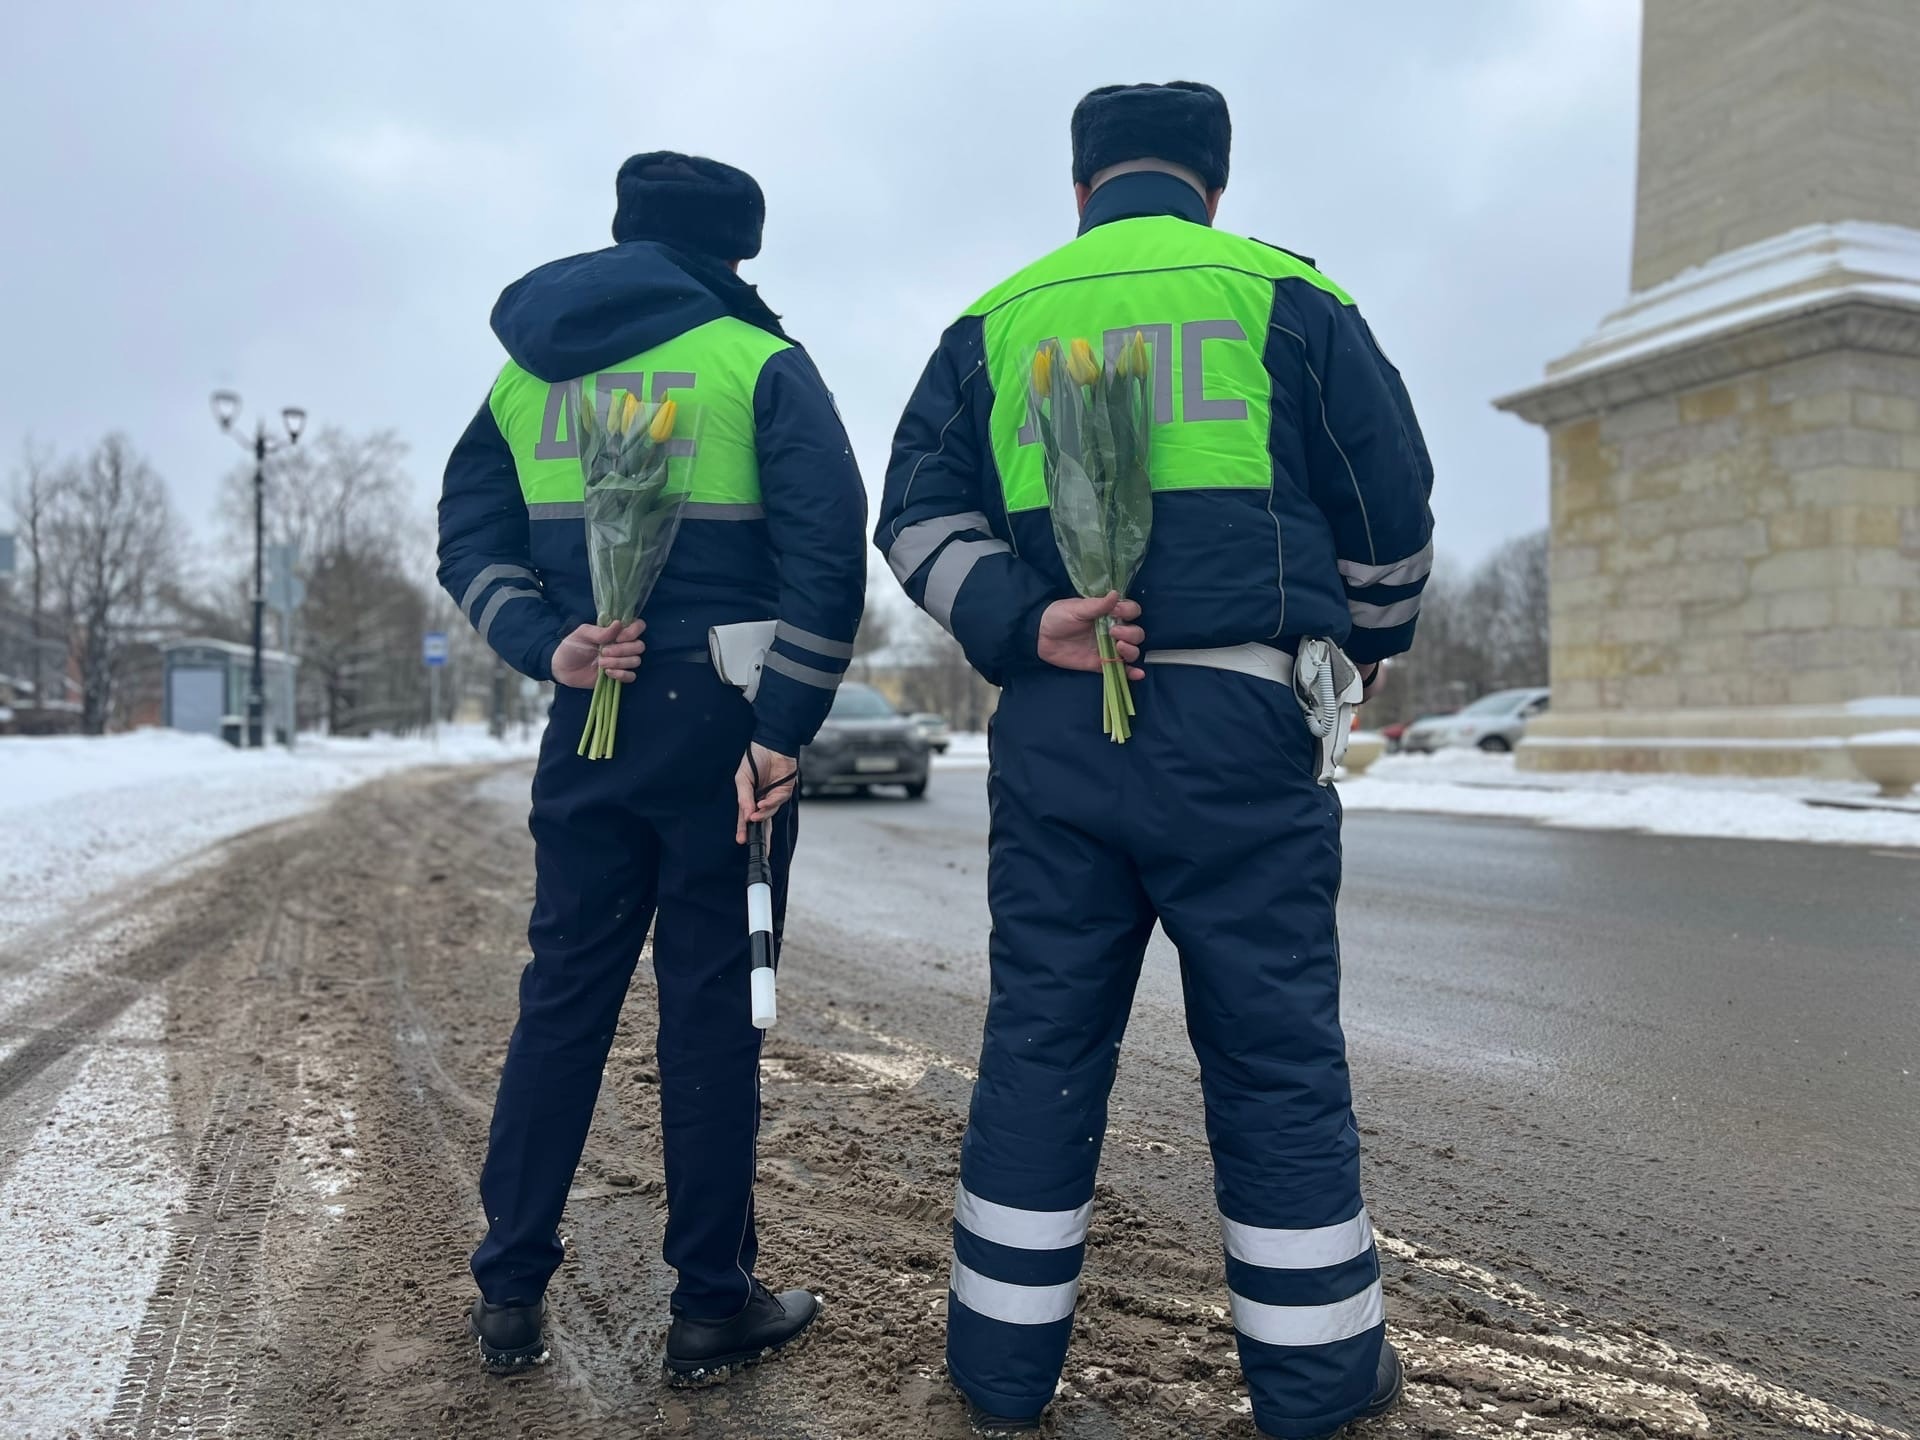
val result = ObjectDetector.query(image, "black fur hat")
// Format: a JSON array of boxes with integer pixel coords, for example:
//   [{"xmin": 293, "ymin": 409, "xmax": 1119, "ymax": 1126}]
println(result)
[
  {"xmin": 612, "ymin": 151, "xmax": 765, "ymax": 260},
  {"xmin": 1070, "ymin": 81, "xmax": 1231, "ymax": 192}
]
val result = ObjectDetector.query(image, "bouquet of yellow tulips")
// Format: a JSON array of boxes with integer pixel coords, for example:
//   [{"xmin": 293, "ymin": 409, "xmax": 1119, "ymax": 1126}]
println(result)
[
  {"xmin": 572, "ymin": 382, "xmax": 693, "ymax": 759},
  {"xmin": 1027, "ymin": 333, "xmax": 1156, "ymax": 741}
]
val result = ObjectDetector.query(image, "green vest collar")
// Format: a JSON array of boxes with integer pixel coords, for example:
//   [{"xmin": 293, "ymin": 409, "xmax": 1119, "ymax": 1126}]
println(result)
[{"xmin": 1077, "ymin": 171, "xmax": 1211, "ymax": 236}]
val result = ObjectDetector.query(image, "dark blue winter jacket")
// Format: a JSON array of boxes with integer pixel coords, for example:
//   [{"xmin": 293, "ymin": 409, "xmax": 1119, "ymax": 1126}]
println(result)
[
  {"xmin": 438, "ymin": 241, "xmax": 866, "ymax": 755},
  {"xmin": 876, "ymin": 174, "xmax": 1433, "ymax": 683}
]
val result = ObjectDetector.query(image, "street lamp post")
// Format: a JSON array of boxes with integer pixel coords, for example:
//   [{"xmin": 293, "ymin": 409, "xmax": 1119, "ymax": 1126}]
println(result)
[{"xmin": 211, "ymin": 391, "xmax": 306, "ymax": 748}]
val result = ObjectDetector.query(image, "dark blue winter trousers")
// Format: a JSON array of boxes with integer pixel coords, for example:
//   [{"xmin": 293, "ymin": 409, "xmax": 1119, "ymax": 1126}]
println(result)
[
  {"xmin": 947, "ymin": 663, "xmax": 1382, "ymax": 1439},
  {"xmin": 472, "ymin": 658, "xmax": 794, "ymax": 1320}
]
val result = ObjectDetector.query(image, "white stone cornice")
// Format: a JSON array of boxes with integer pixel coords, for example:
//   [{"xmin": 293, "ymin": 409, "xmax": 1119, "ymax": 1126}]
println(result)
[{"xmin": 1497, "ymin": 222, "xmax": 1920, "ymax": 426}]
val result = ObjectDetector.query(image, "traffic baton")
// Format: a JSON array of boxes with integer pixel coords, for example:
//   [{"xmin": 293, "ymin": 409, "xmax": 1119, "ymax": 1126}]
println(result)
[{"xmin": 747, "ymin": 817, "xmax": 777, "ymax": 1028}]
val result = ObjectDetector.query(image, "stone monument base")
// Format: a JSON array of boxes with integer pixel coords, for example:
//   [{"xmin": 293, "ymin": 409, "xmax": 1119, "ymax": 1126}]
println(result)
[{"xmin": 1518, "ymin": 701, "xmax": 1918, "ymax": 779}]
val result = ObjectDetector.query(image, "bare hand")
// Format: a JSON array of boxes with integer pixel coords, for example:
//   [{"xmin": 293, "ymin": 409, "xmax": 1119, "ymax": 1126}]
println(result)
[
  {"xmin": 1360, "ymin": 662, "xmax": 1384, "ymax": 703},
  {"xmin": 551, "ymin": 620, "xmax": 645, "ymax": 690},
  {"xmin": 735, "ymin": 742, "xmax": 798, "ymax": 843},
  {"xmin": 1037, "ymin": 592, "xmax": 1145, "ymax": 681}
]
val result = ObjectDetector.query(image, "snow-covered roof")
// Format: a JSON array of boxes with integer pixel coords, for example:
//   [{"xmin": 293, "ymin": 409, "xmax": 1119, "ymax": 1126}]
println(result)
[{"xmin": 1541, "ymin": 221, "xmax": 1920, "ymax": 387}]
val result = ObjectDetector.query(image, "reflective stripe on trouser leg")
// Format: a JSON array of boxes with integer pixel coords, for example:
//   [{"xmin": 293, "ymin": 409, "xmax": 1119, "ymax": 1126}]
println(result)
[
  {"xmin": 948, "ymin": 687, "xmax": 1155, "ymax": 1419},
  {"xmin": 1130, "ymin": 666, "xmax": 1385, "ymax": 1437}
]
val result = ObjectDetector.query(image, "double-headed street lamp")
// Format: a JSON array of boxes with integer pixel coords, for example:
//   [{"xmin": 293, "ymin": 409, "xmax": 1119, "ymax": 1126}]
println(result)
[{"xmin": 211, "ymin": 391, "xmax": 307, "ymax": 748}]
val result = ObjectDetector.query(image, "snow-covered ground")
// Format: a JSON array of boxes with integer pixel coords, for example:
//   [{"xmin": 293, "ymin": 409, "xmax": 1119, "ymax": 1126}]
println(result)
[
  {"xmin": 0, "ymin": 725, "xmax": 543, "ymax": 951},
  {"xmin": 1340, "ymin": 747, "xmax": 1920, "ymax": 849},
  {"xmin": 939, "ymin": 731, "xmax": 1920, "ymax": 848}
]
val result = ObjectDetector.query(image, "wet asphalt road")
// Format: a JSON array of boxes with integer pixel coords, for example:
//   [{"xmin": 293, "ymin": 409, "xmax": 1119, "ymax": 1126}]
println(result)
[{"xmin": 788, "ymin": 763, "xmax": 1920, "ymax": 1432}]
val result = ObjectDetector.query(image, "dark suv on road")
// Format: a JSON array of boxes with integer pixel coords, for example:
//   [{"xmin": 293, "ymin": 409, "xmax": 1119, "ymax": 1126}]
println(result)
[{"xmin": 800, "ymin": 683, "xmax": 930, "ymax": 799}]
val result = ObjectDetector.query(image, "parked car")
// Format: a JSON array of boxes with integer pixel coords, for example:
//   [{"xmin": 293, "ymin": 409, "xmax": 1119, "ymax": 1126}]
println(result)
[
  {"xmin": 1380, "ymin": 715, "xmax": 1443, "ymax": 754},
  {"xmin": 801, "ymin": 683, "xmax": 931, "ymax": 798},
  {"xmin": 1400, "ymin": 688, "xmax": 1551, "ymax": 754},
  {"xmin": 907, "ymin": 712, "xmax": 951, "ymax": 754}
]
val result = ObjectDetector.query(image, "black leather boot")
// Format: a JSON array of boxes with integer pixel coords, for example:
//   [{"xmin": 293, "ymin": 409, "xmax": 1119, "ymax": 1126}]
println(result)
[
  {"xmin": 469, "ymin": 1296, "xmax": 549, "ymax": 1373},
  {"xmin": 1263, "ymin": 1340, "xmax": 1404, "ymax": 1439},
  {"xmin": 962, "ymin": 1394, "xmax": 1045, "ymax": 1435},
  {"xmin": 664, "ymin": 1280, "xmax": 820, "ymax": 1383}
]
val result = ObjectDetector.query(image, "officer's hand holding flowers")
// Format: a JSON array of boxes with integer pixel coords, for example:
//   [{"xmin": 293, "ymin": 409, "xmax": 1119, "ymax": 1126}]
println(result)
[
  {"xmin": 1038, "ymin": 593, "xmax": 1145, "ymax": 680},
  {"xmin": 550, "ymin": 619, "xmax": 646, "ymax": 689}
]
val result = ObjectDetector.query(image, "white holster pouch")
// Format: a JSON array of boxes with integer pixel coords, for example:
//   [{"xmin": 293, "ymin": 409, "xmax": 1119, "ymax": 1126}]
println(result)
[
  {"xmin": 708, "ymin": 620, "xmax": 777, "ymax": 701},
  {"xmin": 1293, "ymin": 638, "xmax": 1365, "ymax": 786}
]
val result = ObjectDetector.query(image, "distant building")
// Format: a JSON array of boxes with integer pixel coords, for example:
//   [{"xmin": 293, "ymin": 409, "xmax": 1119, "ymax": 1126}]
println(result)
[
  {"xmin": 160, "ymin": 638, "xmax": 299, "ymax": 745},
  {"xmin": 1497, "ymin": 0, "xmax": 1920, "ymax": 776},
  {"xmin": 0, "ymin": 564, "xmax": 77, "ymax": 734}
]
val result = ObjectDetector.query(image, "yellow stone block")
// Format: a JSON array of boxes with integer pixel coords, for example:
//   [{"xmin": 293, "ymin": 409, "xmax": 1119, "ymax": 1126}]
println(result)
[
  {"xmin": 1835, "ymin": 589, "xmax": 1903, "ymax": 627},
  {"xmin": 1764, "ymin": 591, "xmax": 1835, "ymax": 630},
  {"xmin": 1829, "ymin": 505, "xmax": 1903, "ymax": 546},
  {"xmin": 1749, "ymin": 547, "xmax": 1845, "ymax": 592},
  {"xmin": 1767, "ymin": 508, "xmax": 1830, "ymax": 549},
  {"xmin": 1854, "ymin": 393, "xmax": 1920, "ymax": 432},
  {"xmin": 1678, "ymin": 384, "xmax": 1744, "ymax": 423},
  {"xmin": 1789, "ymin": 391, "xmax": 1854, "ymax": 427}
]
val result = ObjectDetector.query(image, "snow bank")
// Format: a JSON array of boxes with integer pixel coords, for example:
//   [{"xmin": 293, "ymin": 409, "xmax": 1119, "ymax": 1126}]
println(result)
[
  {"xmin": 1848, "ymin": 729, "xmax": 1920, "ymax": 747},
  {"xmin": 935, "ymin": 731, "xmax": 990, "ymax": 767},
  {"xmin": 1339, "ymin": 750, "xmax": 1920, "ymax": 849},
  {"xmin": 0, "ymin": 724, "xmax": 543, "ymax": 949}
]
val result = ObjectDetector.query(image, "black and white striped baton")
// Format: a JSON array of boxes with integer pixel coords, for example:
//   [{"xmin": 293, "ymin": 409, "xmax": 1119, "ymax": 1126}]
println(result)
[{"xmin": 747, "ymin": 816, "xmax": 777, "ymax": 1028}]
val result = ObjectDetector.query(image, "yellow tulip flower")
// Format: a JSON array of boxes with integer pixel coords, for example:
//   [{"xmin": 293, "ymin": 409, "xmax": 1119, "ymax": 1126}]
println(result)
[
  {"xmin": 649, "ymin": 397, "xmax": 679, "ymax": 443},
  {"xmin": 1067, "ymin": 337, "xmax": 1101, "ymax": 387},
  {"xmin": 619, "ymin": 392, "xmax": 641, "ymax": 433},
  {"xmin": 1130, "ymin": 331, "xmax": 1150, "ymax": 378},
  {"xmin": 1032, "ymin": 346, "xmax": 1054, "ymax": 395}
]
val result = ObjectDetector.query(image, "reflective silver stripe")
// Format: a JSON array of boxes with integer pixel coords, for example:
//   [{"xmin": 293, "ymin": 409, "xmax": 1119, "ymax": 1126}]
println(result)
[
  {"xmin": 682, "ymin": 502, "xmax": 765, "ymax": 521},
  {"xmin": 775, "ymin": 621, "xmax": 854, "ymax": 662},
  {"xmin": 954, "ymin": 1185, "xmax": 1092, "ymax": 1252},
  {"xmin": 1349, "ymin": 594, "xmax": 1423, "ymax": 628},
  {"xmin": 1146, "ymin": 643, "xmax": 1292, "ymax": 686},
  {"xmin": 527, "ymin": 502, "xmax": 585, "ymax": 521},
  {"xmin": 1229, "ymin": 1279, "xmax": 1384, "ymax": 1348},
  {"xmin": 1221, "ymin": 1206, "xmax": 1373, "ymax": 1270},
  {"xmin": 763, "ymin": 649, "xmax": 841, "ymax": 691},
  {"xmin": 1338, "ymin": 540, "xmax": 1433, "ymax": 589},
  {"xmin": 923, "ymin": 538, "xmax": 1011, "ymax": 632},
  {"xmin": 475, "ymin": 586, "xmax": 542, "ymax": 645},
  {"xmin": 459, "ymin": 564, "xmax": 537, "ymax": 620},
  {"xmin": 950, "ymin": 1260, "xmax": 1079, "ymax": 1326},
  {"xmin": 887, "ymin": 511, "xmax": 993, "ymax": 584}
]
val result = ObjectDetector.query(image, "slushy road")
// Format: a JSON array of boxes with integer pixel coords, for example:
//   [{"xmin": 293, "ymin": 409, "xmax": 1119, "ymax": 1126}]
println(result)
[{"xmin": 789, "ymin": 760, "xmax": 1920, "ymax": 1436}]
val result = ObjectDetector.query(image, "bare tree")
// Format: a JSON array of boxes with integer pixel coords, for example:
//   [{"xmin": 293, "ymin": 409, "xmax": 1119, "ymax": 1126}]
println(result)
[
  {"xmin": 220, "ymin": 426, "xmax": 411, "ymax": 575},
  {"xmin": 848, "ymin": 589, "xmax": 896, "ymax": 683},
  {"xmin": 6, "ymin": 444, "xmax": 65, "ymax": 721},
  {"xmin": 217, "ymin": 427, "xmax": 434, "ymax": 734},
  {"xmin": 1466, "ymin": 530, "xmax": 1550, "ymax": 690},
  {"xmin": 892, "ymin": 607, "xmax": 998, "ymax": 731},
  {"xmin": 43, "ymin": 436, "xmax": 180, "ymax": 734},
  {"xmin": 1369, "ymin": 528, "xmax": 1551, "ymax": 725}
]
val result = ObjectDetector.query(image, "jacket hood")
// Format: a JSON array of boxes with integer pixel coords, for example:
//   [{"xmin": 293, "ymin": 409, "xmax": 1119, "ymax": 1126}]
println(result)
[{"xmin": 490, "ymin": 240, "xmax": 786, "ymax": 383}]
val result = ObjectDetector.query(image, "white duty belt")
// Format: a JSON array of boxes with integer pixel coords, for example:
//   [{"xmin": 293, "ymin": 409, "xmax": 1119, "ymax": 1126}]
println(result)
[{"xmin": 1145, "ymin": 639, "xmax": 1364, "ymax": 786}]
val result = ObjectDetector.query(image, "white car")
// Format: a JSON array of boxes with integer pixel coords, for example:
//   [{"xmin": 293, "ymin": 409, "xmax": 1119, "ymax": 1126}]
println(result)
[{"xmin": 1401, "ymin": 687, "xmax": 1551, "ymax": 754}]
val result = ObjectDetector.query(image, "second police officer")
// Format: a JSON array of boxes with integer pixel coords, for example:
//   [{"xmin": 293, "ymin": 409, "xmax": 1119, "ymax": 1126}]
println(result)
[
  {"xmin": 438, "ymin": 153, "xmax": 866, "ymax": 1380},
  {"xmin": 877, "ymin": 83, "xmax": 1435, "ymax": 1439}
]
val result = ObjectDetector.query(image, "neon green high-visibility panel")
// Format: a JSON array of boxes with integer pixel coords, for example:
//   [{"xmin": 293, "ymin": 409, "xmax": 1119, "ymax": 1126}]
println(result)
[
  {"xmin": 489, "ymin": 315, "xmax": 788, "ymax": 508},
  {"xmin": 965, "ymin": 217, "xmax": 1352, "ymax": 514}
]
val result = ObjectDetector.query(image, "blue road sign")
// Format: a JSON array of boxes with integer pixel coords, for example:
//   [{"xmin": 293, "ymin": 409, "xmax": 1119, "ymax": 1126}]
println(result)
[{"xmin": 423, "ymin": 631, "xmax": 449, "ymax": 668}]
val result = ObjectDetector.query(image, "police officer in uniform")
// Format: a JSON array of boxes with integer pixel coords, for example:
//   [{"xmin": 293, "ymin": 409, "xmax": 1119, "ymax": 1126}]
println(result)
[
  {"xmin": 877, "ymin": 85, "xmax": 1434, "ymax": 1438},
  {"xmin": 439, "ymin": 152, "xmax": 866, "ymax": 1378}
]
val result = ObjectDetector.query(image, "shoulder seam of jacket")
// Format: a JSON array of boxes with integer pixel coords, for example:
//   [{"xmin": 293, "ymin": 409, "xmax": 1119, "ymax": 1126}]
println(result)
[
  {"xmin": 970, "ymin": 262, "xmax": 1350, "ymax": 321},
  {"xmin": 891, "ymin": 343, "xmax": 985, "ymax": 549},
  {"xmin": 1273, "ymin": 322, "xmax": 1376, "ymax": 564}
]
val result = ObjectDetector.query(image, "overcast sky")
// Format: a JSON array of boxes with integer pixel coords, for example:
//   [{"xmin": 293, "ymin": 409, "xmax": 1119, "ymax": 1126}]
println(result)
[{"xmin": 1, "ymin": 0, "xmax": 1641, "ymax": 580}]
